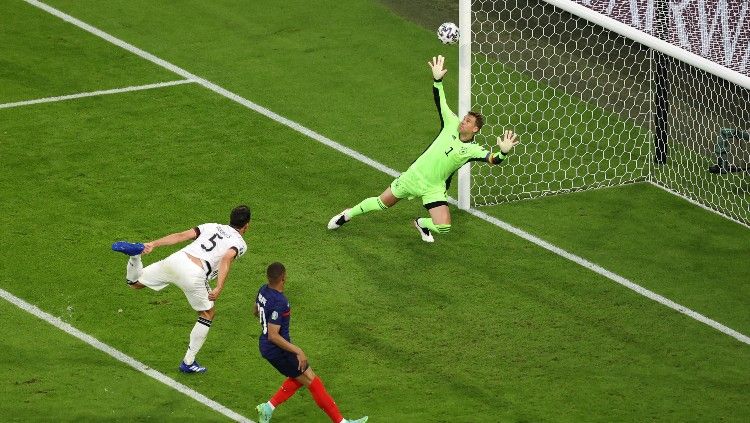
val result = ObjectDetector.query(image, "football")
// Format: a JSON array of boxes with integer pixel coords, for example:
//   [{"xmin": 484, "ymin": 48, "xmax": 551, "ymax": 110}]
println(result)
[{"xmin": 437, "ymin": 22, "xmax": 459, "ymax": 44}]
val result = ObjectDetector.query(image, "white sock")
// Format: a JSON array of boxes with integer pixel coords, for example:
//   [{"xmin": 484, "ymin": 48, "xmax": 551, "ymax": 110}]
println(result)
[
  {"xmin": 126, "ymin": 256, "xmax": 143, "ymax": 282},
  {"xmin": 183, "ymin": 317, "xmax": 211, "ymax": 364},
  {"xmin": 267, "ymin": 401, "xmax": 275, "ymax": 410}
]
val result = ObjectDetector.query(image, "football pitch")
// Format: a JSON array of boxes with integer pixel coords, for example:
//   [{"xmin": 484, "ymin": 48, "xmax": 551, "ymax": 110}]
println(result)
[{"xmin": 1, "ymin": 0, "xmax": 749, "ymax": 422}]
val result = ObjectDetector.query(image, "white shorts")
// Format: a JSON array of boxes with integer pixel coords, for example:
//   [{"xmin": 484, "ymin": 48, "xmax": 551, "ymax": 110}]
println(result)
[{"xmin": 139, "ymin": 252, "xmax": 214, "ymax": 311}]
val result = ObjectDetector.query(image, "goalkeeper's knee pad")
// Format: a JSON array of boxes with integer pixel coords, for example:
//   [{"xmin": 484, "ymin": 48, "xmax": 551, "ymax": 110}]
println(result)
[{"xmin": 435, "ymin": 224, "xmax": 451, "ymax": 234}]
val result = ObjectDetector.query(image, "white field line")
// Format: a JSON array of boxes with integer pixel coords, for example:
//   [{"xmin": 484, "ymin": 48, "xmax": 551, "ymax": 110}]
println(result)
[
  {"xmin": 0, "ymin": 288, "xmax": 255, "ymax": 423},
  {"xmin": 23, "ymin": 0, "xmax": 397, "ymax": 178},
  {"xmin": 462, "ymin": 205, "xmax": 750, "ymax": 346},
  {"xmin": 0, "ymin": 79, "xmax": 193, "ymax": 110},
  {"xmin": 21, "ymin": 0, "xmax": 748, "ymax": 368},
  {"xmin": 648, "ymin": 181, "xmax": 750, "ymax": 230}
]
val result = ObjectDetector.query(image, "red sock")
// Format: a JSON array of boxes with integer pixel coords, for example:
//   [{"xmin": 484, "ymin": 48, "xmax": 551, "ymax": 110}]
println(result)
[
  {"xmin": 269, "ymin": 377, "xmax": 303, "ymax": 407},
  {"xmin": 308, "ymin": 377, "xmax": 343, "ymax": 423}
]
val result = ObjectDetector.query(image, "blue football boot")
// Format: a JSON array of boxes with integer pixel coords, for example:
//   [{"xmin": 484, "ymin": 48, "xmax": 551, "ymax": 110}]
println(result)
[
  {"xmin": 179, "ymin": 360, "xmax": 207, "ymax": 373},
  {"xmin": 112, "ymin": 241, "xmax": 145, "ymax": 256}
]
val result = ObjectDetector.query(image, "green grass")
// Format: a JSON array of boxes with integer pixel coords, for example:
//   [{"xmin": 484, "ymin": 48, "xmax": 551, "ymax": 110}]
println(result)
[
  {"xmin": 1, "ymin": 1, "xmax": 749, "ymax": 422},
  {"xmin": 484, "ymin": 183, "xmax": 750, "ymax": 334},
  {"xmin": 0, "ymin": 0, "xmax": 174, "ymax": 103},
  {"xmin": 0, "ymin": 300, "xmax": 229, "ymax": 422}
]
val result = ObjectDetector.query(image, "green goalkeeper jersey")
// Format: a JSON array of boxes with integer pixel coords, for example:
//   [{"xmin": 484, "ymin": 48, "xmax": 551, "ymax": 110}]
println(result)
[{"xmin": 404, "ymin": 80, "xmax": 492, "ymax": 189}]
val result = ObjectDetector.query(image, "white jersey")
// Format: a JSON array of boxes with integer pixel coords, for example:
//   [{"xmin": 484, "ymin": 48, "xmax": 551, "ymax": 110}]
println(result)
[{"xmin": 180, "ymin": 223, "xmax": 247, "ymax": 280}]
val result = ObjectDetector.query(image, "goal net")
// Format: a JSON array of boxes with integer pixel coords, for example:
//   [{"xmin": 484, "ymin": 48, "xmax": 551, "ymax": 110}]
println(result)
[{"xmin": 459, "ymin": 0, "xmax": 750, "ymax": 227}]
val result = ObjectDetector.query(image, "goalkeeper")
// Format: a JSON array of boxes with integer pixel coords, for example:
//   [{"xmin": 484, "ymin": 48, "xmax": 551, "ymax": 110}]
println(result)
[{"xmin": 327, "ymin": 55, "xmax": 519, "ymax": 242}]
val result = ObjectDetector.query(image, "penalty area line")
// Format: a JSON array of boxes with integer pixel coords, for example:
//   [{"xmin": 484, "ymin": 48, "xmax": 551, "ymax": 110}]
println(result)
[
  {"xmin": 0, "ymin": 287, "xmax": 255, "ymax": 423},
  {"xmin": 0, "ymin": 79, "xmax": 194, "ymax": 110},
  {"xmin": 24, "ymin": 0, "xmax": 750, "ymax": 347}
]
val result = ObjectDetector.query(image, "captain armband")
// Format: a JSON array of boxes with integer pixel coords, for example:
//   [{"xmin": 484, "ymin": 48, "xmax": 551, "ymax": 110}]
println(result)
[{"xmin": 490, "ymin": 151, "xmax": 507, "ymax": 164}]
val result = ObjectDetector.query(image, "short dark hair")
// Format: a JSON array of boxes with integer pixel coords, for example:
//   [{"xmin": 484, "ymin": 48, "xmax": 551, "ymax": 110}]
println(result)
[
  {"xmin": 468, "ymin": 111, "xmax": 484, "ymax": 131},
  {"xmin": 266, "ymin": 262, "xmax": 286, "ymax": 283},
  {"xmin": 229, "ymin": 205, "xmax": 251, "ymax": 229}
]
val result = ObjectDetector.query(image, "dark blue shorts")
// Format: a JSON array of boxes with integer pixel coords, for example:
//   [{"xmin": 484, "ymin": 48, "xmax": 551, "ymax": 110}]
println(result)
[{"xmin": 262, "ymin": 349, "xmax": 308, "ymax": 378}]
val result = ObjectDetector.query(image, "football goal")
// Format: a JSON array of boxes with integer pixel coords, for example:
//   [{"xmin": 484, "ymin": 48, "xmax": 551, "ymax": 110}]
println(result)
[{"xmin": 456, "ymin": 0, "xmax": 750, "ymax": 228}]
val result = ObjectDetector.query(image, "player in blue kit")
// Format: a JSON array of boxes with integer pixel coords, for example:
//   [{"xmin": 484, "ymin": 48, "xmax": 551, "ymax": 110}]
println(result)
[{"xmin": 254, "ymin": 262, "xmax": 367, "ymax": 423}]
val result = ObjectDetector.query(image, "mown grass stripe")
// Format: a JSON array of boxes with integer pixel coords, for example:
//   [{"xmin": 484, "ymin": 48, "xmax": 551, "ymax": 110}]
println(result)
[{"xmin": 0, "ymin": 287, "xmax": 255, "ymax": 422}]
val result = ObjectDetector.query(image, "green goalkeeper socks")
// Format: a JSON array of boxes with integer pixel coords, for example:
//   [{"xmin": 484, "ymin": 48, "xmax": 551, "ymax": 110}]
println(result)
[
  {"xmin": 417, "ymin": 218, "xmax": 452, "ymax": 234},
  {"xmin": 349, "ymin": 197, "xmax": 388, "ymax": 218}
]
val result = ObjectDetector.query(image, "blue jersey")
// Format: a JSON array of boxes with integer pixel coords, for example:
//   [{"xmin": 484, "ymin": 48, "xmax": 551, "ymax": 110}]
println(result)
[{"xmin": 256, "ymin": 284, "xmax": 291, "ymax": 357}]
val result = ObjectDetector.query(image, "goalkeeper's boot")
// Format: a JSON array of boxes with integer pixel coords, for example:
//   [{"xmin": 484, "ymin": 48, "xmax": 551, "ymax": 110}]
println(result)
[
  {"xmin": 327, "ymin": 209, "xmax": 351, "ymax": 230},
  {"xmin": 413, "ymin": 219, "xmax": 434, "ymax": 243},
  {"xmin": 343, "ymin": 417, "xmax": 368, "ymax": 423},
  {"xmin": 179, "ymin": 360, "xmax": 207, "ymax": 373},
  {"xmin": 112, "ymin": 241, "xmax": 145, "ymax": 256},
  {"xmin": 256, "ymin": 402, "xmax": 274, "ymax": 423}
]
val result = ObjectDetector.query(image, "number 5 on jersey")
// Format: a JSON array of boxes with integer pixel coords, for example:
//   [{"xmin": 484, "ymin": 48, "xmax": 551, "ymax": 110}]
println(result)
[{"xmin": 201, "ymin": 233, "xmax": 224, "ymax": 251}]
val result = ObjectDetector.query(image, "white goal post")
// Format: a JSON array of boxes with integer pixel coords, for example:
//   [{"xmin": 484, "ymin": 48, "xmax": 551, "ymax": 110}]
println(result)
[
  {"xmin": 457, "ymin": 0, "xmax": 473, "ymax": 209},
  {"xmin": 457, "ymin": 0, "xmax": 750, "ymax": 228}
]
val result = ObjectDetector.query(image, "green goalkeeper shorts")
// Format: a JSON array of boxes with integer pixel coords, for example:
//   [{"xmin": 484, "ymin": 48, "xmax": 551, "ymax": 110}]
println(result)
[{"xmin": 390, "ymin": 171, "xmax": 448, "ymax": 206}]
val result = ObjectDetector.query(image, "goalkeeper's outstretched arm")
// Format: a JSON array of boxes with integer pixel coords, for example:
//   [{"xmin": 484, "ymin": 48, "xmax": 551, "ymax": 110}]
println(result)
[
  {"xmin": 429, "ymin": 55, "xmax": 456, "ymax": 127},
  {"xmin": 468, "ymin": 130, "xmax": 520, "ymax": 165}
]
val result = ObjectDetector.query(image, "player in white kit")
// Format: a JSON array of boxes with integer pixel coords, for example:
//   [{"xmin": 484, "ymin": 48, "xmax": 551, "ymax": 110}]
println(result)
[{"xmin": 112, "ymin": 205, "xmax": 251, "ymax": 373}]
